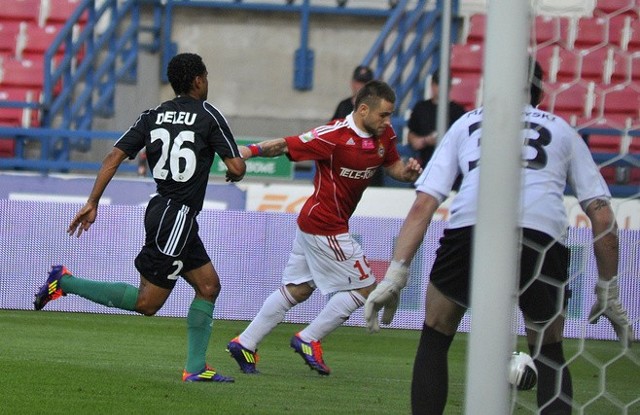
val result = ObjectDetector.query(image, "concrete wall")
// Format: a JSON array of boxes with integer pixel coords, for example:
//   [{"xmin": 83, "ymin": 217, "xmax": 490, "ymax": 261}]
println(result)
[{"xmin": 103, "ymin": 7, "xmax": 387, "ymax": 139}]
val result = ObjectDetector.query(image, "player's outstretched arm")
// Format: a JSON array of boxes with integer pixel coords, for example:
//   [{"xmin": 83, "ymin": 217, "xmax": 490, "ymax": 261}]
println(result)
[
  {"xmin": 585, "ymin": 198, "xmax": 634, "ymax": 347},
  {"xmin": 240, "ymin": 138, "xmax": 289, "ymax": 159},
  {"xmin": 364, "ymin": 192, "xmax": 439, "ymax": 333},
  {"xmin": 68, "ymin": 147, "xmax": 128, "ymax": 238},
  {"xmin": 385, "ymin": 157, "xmax": 422, "ymax": 183}
]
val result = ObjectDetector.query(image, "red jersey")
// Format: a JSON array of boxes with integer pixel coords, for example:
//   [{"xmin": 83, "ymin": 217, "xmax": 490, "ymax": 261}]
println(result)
[{"xmin": 285, "ymin": 114, "xmax": 400, "ymax": 235}]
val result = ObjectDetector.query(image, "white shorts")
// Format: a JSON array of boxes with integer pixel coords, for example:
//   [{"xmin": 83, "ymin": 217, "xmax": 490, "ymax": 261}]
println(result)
[{"xmin": 282, "ymin": 228, "xmax": 376, "ymax": 295}]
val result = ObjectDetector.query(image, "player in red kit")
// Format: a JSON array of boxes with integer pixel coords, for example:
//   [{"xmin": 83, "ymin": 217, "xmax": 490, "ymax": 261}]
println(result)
[{"xmin": 227, "ymin": 80, "xmax": 422, "ymax": 375}]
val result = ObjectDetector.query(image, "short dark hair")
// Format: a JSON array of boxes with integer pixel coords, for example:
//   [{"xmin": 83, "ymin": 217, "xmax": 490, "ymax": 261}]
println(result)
[
  {"xmin": 431, "ymin": 70, "xmax": 454, "ymax": 86},
  {"xmin": 529, "ymin": 59, "xmax": 543, "ymax": 106},
  {"xmin": 354, "ymin": 80, "xmax": 396, "ymax": 109},
  {"xmin": 167, "ymin": 53, "xmax": 207, "ymax": 96}
]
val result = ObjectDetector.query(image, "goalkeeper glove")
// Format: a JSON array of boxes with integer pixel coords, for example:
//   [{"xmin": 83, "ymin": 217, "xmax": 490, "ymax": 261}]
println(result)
[
  {"xmin": 588, "ymin": 276, "xmax": 634, "ymax": 347},
  {"xmin": 364, "ymin": 260, "xmax": 409, "ymax": 333}
]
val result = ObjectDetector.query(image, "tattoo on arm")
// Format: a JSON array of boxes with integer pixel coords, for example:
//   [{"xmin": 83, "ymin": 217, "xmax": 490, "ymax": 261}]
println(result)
[
  {"xmin": 591, "ymin": 199, "xmax": 609, "ymax": 211},
  {"xmin": 257, "ymin": 138, "xmax": 288, "ymax": 157}
]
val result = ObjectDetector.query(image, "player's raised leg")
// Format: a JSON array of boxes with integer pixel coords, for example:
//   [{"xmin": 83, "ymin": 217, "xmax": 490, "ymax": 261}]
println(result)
[
  {"xmin": 291, "ymin": 289, "xmax": 366, "ymax": 375},
  {"xmin": 34, "ymin": 265, "xmax": 139, "ymax": 311},
  {"xmin": 288, "ymin": 231, "xmax": 374, "ymax": 375},
  {"xmin": 228, "ymin": 233, "xmax": 315, "ymax": 374}
]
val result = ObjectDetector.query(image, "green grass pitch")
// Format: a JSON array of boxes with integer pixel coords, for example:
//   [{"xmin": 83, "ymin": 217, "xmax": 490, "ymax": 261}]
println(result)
[{"xmin": 1, "ymin": 310, "xmax": 637, "ymax": 414}]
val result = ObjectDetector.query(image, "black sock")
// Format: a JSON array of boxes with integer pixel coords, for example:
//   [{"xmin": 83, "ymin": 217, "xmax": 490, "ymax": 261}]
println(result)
[
  {"xmin": 529, "ymin": 342, "xmax": 573, "ymax": 415},
  {"xmin": 412, "ymin": 324, "xmax": 455, "ymax": 415}
]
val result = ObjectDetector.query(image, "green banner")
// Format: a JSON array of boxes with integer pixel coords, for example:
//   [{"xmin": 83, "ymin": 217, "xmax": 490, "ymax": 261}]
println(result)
[{"xmin": 210, "ymin": 138, "xmax": 293, "ymax": 179}]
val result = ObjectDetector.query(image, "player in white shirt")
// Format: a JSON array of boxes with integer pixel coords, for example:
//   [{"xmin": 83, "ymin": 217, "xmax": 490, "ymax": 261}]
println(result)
[{"xmin": 364, "ymin": 61, "xmax": 634, "ymax": 414}]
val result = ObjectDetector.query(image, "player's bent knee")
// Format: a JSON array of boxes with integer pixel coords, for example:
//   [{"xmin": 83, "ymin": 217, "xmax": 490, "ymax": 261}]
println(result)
[
  {"xmin": 287, "ymin": 283, "xmax": 314, "ymax": 303},
  {"xmin": 136, "ymin": 304, "xmax": 160, "ymax": 316},
  {"xmin": 190, "ymin": 281, "xmax": 220, "ymax": 303},
  {"xmin": 135, "ymin": 297, "xmax": 165, "ymax": 316},
  {"xmin": 356, "ymin": 283, "xmax": 377, "ymax": 298}
]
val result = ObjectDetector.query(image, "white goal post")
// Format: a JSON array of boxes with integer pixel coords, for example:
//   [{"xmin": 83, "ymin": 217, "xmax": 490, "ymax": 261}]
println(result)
[{"xmin": 464, "ymin": 0, "xmax": 530, "ymax": 414}]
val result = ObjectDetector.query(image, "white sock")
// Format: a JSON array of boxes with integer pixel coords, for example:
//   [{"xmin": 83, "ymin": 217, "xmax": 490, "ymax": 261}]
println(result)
[
  {"xmin": 298, "ymin": 291, "xmax": 365, "ymax": 342},
  {"xmin": 238, "ymin": 286, "xmax": 297, "ymax": 351}
]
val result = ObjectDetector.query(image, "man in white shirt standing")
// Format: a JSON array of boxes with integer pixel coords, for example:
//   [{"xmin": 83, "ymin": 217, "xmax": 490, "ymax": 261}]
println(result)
[{"xmin": 365, "ymin": 60, "xmax": 634, "ymax": 414}]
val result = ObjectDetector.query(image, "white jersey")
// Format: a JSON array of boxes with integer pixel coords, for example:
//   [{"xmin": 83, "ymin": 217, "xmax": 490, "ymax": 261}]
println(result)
[{"xmin": 414, "ymin": 104, "xmax": 611, "ymax": 242}]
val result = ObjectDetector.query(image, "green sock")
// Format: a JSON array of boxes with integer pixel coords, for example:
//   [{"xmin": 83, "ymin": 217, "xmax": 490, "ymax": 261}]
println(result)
[
  {"xmin": 59, "ymin": 275, "xmax": 138, "ymax": 311},
  {"xmin": 185, "ymin": 299, "xmax": 214, "ymax": 373}
]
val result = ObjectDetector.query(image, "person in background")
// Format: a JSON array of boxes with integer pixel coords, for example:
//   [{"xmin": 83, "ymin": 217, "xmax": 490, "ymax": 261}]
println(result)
[
  {"xmin": 365, "ymin": 60, "xmax": 634, "ymax": 414},
  {"xmin": 33, "ymin": 53, "xmax": 246, "ymax": 383},
  {"xmin": 227, "ymin": 80, "xmax": 422, "ymax": 376},
  {"xmin": 332, "ymin": 65, "xmax": 375, "ymax": 120},
  {"xmin": 406, "ymin": 70, "xmax": 466, "ymax": 169}
]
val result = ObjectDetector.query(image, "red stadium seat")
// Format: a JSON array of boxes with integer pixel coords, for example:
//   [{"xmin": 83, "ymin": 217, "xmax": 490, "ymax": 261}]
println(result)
[
  {"xmin": 19, "ymin": 24, "xmax": 66, "ymax": 60},
  {"xmin": 630, "ymin": 53, "xmax": 640, "ymax": 82},
  {"xmin": 0, "ymin": 58, "xmax": 45, "ymax": 88},
  {"xmin": 585, "ymin": 114, "xmax": 634, "ymax": 130},
  {"xmin": 0, "ymin": 138, "xmax": 16, "ymax": 158},
  {"xmin": 534, "ymin": 45, "xmax": 559, "ymax": 82},
  {"xmin": 594, "ymin": 0, "xmax": 636, "ymax": 16},
  {"xmin": 449, "ymin": 74, "xmax": 481, "ymax": 110},
  {"xmin": 0, "ymin": 22, "xmax": 26, "ymax": 58},
  {"xmin": 450, "ymin": 43, "xmax": 484, "ymax": 75},
  {"xmin": 580, "ymin": 48, "xmax": 609, "ymax": 83},
  {"xmin": 609, "ymin": 15, "xmax": 629, "ymax": 50},
  {"xmin": 609, "ymin": 48, "xmax": 630, "ymax": 83},
  {"xmin": 43, "ymin": 0, "xmax": 88, "ymax": 25},
  {"xmin": 551, "ymin": 81, "xmax": 595, "ymax": 118},
  {"xmin": 532, "ymin": 15, "xmax": 564, "ymax": 48},
  {"xmin": 598, "ymin": 166, "xmax": 617, "ymax": 184},
  {"xmin": 555, "ymin": 48, "xmax": 580, "ymax": 82},
  {"xmin": 601, "ymin": 165, "xmax": 639, "ymax": 185},
  {"xmin": 0, "ymin": 0, "xmax": 43, "ymax": 25},
  {"xmin": 587, "ymin": 134, "xmax": 622, "ymax": 153},
  {"xmin": 598, "ymin": 84, "xmax": 640, "ymax": 120},
  {"xmin": 465, "ymin": 14, "xmax": 486, "ymax": 45},
  {"xmin": 0, "ymin": 86, "xmax": 40, "ymax": 127},
  {"xmin": 624, "ymin": 18, "xmax": 640, "ymax": 52},
  {"xmin": 564, "ymin": 17, "xmax": 608, "ymax": 49}
]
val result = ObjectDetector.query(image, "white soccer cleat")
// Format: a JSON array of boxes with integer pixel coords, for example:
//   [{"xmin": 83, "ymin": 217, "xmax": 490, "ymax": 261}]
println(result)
[{"xmin": 509, "ymin": 351, "xmax": 537, "ymax": 391}]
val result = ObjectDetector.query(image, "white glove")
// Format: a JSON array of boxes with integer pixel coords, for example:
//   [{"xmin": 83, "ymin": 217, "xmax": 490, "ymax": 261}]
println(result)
[
  {"xmin": 364, "ymin": 260, "xmax": 409, "ymax": 333},
  {"xmin": 588, "ymin": 276, "xmax": 634, "ymax": 347}
]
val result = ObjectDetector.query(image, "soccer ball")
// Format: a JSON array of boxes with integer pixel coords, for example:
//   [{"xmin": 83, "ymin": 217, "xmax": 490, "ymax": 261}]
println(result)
[{"xmin": 509, "ymin": 351, "xmax": 537, "ymax": 391}]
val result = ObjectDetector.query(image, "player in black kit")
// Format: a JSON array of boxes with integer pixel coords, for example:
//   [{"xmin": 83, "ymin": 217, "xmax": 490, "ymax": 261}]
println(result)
[{"xmin": 33, "ymin": 53, "xmax": 246, "ymax": 382}]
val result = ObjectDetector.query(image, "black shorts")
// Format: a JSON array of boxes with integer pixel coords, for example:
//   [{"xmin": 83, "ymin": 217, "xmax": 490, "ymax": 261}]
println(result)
[
  {"xmin": 134, "ymin": 195, "xmax": 211, "ymax": 289},
  {"xmin": 429, "ymin": 226, "xmax": 570, "ymax": 323}
]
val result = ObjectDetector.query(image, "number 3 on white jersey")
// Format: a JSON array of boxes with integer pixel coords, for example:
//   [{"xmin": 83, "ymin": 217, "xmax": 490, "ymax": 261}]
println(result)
[{"xmin": 150, "ymin": 128, "xmax": 197, "ymax": 182}]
